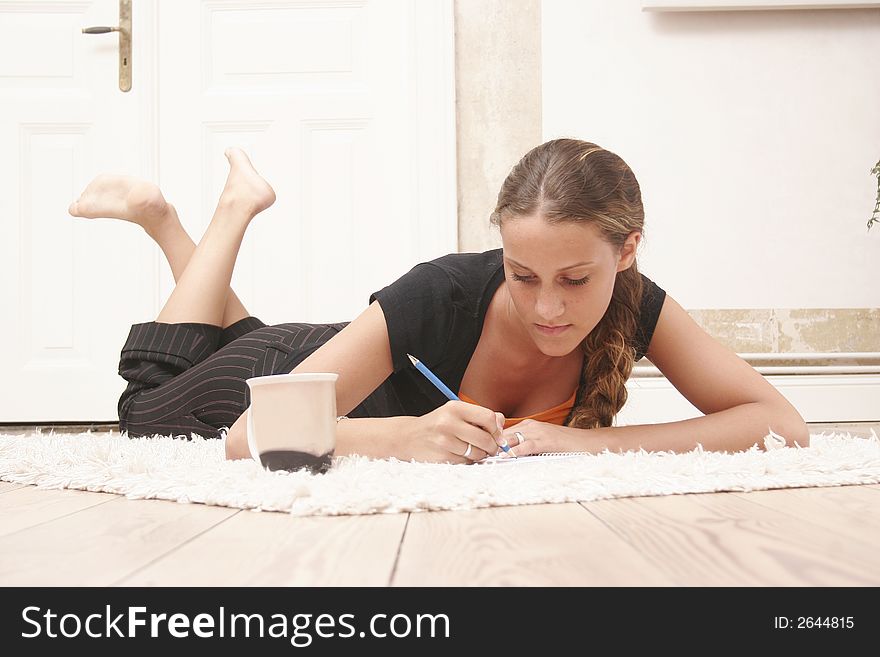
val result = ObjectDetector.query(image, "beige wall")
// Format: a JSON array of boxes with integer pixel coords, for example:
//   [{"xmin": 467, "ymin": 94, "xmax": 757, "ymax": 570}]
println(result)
[
  {"xmin": 452, "ymin": 1, "xmax": 878, "ymax": 356},
  {"xmin": 688, "ymin": 308, "xmax": 880, "ymax": 355},
  {"xmin": 454, "ymin": 0, "xmax": 542, "ymax": 253}
]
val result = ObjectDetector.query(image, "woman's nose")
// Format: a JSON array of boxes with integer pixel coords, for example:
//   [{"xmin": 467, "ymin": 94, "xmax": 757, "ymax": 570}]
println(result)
[{"xmin": 535, "ymin": 288, "xmax": 564, "ymax": 321}]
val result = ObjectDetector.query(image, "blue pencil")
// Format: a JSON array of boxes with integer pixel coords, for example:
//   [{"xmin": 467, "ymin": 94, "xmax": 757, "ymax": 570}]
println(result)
[
  {"xmin": 407, "ymin": 353, "xmax": 459, "ymax": 401},
  {"xmin": 406, "ymin": 353, "xmax": 513, "ymax": 455}
]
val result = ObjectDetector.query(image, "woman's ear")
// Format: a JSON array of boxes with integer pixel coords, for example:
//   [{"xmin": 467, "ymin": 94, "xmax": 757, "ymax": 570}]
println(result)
[{"xmin": 616, "ymin": 231, "xmax": 641, "ymax": 272}]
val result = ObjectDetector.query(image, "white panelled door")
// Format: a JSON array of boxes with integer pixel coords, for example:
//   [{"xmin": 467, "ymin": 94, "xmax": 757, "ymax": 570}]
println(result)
[
  {"xmin": 0, "ymin": 0, "xmax": 455, "ymax": 421},
  {"xmin": 157, "ymin": 0, "xmax": 456, "ymax": 325},
  {"xmin": 0, "ymin": 0, "xmax": 157, "ymax": 421}
]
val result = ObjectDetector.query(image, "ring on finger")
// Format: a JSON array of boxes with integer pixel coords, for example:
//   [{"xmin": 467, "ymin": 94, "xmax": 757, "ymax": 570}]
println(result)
[
  {"xmin": 514, "ymin": 431, "xmax": 525, "ymax": 445},
  {"xmin": 463, "ymin": 444, "xmax": 473, "ymax": 459}
]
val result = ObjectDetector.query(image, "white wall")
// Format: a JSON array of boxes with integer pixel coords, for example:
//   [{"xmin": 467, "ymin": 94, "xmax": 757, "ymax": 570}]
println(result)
[{"xmin": 543, "ymin": 0, "xmax": 880, "ymax": 309}]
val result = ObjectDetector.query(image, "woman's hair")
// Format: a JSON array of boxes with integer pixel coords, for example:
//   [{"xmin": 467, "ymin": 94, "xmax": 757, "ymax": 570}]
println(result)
[{"xmin": 490, "ymin": 138, "xmax": 645, "ymax": 430}]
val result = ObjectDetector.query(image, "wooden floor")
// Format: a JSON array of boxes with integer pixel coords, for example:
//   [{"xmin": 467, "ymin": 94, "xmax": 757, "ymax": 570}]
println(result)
[{"xmin": 1, "ymin": 422, "xmax": 878, "ymax": 586}]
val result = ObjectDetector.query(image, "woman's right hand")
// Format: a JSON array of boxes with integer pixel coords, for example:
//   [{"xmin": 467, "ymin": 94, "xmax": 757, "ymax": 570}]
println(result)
[{"xmin": 400, "ymin": 401, "xmax": 505, "ymax": 464}]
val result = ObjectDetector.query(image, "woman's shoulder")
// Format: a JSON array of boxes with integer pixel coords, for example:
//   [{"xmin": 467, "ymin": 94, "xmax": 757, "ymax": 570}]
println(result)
[
  {"xmin": 427, "ymin": 248, "xmax": 503, "ymax": 274},
  {"xmin": 405, "ymin": 249, "xmax": 505, "ymax": 311},
  {"xmin": 637, "ymin": 272, "xmax": 667, "ymax": 320},
  {"xmin": 370, "ymin": 249, "xmax": 504, "ymax": 306},
  {"xmin": 638, "ymin": 271, "xmax": 666, "ymax": 303},
  {"xmin": 633, "ymin": 271, "xmax": 667, "ymax": 360}
]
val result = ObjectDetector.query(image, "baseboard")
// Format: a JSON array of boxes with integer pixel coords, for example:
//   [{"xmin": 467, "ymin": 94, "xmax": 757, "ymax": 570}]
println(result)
[{"xmin": 619, "ymin": 374, "xmax": 880, "ymax": 425}]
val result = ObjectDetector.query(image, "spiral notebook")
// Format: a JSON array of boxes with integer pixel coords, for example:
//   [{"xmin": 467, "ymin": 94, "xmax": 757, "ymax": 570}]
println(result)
[{"xmin": 480, "ymin": 451, "xmax": 589, "ymax": 464}]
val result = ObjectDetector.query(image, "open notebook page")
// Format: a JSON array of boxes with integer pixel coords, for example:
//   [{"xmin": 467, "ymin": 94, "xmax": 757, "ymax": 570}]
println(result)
[{"xmin": 479, "ymin": 452, "xmax": 589, "ymax": 464}]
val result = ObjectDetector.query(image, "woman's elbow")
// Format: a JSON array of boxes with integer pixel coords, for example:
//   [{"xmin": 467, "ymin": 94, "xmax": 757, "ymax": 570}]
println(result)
[
  {"xmin": 770, "ymin": 405, "xmax": 810, "ymax": 448},
  {"xmin": 223, "ymin": 414, "xmax": 253, "ymax": 461}
]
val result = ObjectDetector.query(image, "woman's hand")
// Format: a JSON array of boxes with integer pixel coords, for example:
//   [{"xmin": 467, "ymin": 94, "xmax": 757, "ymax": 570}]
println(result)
[
  {"xmin": 227, "ymin": 401, "xmax": 505, "ymax": 464},
  {"xmin": 400, "ymin": 401, "xmax": 506, "ymax": 464},
  {"xmin": 500, "ymin": 419, "xmax": 599, "ymax": 457}
]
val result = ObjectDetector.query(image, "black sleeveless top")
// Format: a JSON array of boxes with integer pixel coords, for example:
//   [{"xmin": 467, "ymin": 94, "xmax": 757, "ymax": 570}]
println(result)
[{"xmin": 346, "ymin": 249, "xmax": 667, "ymax": 422}]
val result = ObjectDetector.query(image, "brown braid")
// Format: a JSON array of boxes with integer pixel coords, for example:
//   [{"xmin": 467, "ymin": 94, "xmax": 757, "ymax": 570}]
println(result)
[
  {"xmin": 490, "ymin": 138, "xmax": 646, "ymax": 429},
  {"xmin": 568, "ymin": 265, "xmax": 642, "ymax": 429}
]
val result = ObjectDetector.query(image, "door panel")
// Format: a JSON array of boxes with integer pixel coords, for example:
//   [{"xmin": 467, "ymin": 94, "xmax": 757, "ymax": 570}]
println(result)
[
  {"xmin": 0, "ymin": 0, "xmax": 455, "ymax": 421},
  {"xmin": 158, "ymin": 0, "xmax": 455, "ymax": 326},
  {"xmin": 0, "ymin": 0, "xmax": 156, "ymax": 420}
]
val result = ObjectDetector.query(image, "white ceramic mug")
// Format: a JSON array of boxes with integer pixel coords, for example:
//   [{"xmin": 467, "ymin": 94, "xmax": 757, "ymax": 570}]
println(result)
[{"xmin": 245, "ymin": 372, "xmax": 338, "ymax": 474}]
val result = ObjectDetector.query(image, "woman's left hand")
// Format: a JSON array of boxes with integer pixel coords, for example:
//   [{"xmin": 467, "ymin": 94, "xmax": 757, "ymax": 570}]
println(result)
[{"xmin": 499, "ymin": 419, "xmax": 600, "ymax": 457}]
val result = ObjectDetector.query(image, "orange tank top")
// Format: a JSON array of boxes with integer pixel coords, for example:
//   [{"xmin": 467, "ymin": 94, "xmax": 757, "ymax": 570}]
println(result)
[{"xmin": 458, "ymin": 390, "xmax": 578, "ymax": 429}]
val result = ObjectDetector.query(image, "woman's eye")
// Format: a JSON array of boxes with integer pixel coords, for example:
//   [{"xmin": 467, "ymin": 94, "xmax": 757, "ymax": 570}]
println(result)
[{"xmin": 512, "ymin": 273, "xmax": 589, "ymax": 286}]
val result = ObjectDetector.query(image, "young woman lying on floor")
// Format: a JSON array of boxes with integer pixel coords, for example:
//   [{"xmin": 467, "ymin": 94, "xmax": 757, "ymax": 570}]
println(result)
[{"xmin": 70, "ymin": 138, "xmax": 809, "ymax": 463}]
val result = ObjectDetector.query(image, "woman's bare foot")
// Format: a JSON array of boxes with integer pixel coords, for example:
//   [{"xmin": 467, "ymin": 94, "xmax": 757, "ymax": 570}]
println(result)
[
  {"xmin": 68, "ymin": 175, "xmax": 173, "ymax": 236},
  {"xmin": 218, "ymin": 148, "xmax": 276, "ymax": 217}
]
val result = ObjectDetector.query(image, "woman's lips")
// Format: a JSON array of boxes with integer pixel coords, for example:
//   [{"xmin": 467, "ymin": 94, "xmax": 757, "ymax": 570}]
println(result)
[{"xmin": 534, "ymin": 323, "xmax": 571, "ymax": 336}]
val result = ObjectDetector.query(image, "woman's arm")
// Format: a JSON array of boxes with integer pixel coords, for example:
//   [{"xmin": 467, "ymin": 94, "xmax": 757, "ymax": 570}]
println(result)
[
  {"xmin": 223, "ymin": 302, "xmax": 393, "ymax": 460},
  {"xmin": 503, "ymin": 295, "xmax": 810, "ymax": 455},
  {"xmin": 225, "ymin": 301, "xmax": 503, "ymax": 462},
  {"xmin": 291, "ymin": 300, "xmax": 395, "ymax": 414}
]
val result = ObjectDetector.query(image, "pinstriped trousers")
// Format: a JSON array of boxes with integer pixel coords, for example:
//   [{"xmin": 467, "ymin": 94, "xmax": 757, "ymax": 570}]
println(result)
[{"xmin": 117, "ymin": 317, "xmax": 348, "ymax": 439}]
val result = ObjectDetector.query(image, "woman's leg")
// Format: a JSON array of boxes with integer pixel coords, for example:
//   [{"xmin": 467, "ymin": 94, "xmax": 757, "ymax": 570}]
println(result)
[
  {"xmin": 155, "ymin": 148, "xmax": 274, "ymax": 326},
  {"xmin": 118, "ymin": 322, "xmax": 347, "ymax": 439},
  {"xmin": 149, "ymin": 204, "xmax": 254, "ymax": 329},
  {"xmin": 68, "ymin": 148, "xmax": 272, "ymax": 328}
]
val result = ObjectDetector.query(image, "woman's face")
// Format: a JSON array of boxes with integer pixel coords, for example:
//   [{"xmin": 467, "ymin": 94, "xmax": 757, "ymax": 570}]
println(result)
[{"xmin": 499, "ymin": 214, "xmax": 639, "ymax": 358}]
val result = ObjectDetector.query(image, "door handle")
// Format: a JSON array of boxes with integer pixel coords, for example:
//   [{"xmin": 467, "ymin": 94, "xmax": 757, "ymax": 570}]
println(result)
[{"xmin": 81, "ymin": 0, "xmax": 132, "ymax": 92}]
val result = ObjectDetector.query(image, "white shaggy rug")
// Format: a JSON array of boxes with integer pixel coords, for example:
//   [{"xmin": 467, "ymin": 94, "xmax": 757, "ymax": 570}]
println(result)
[{"xmin": 1, "ymin": 430, "xmax": 878, "ymax": 516}]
